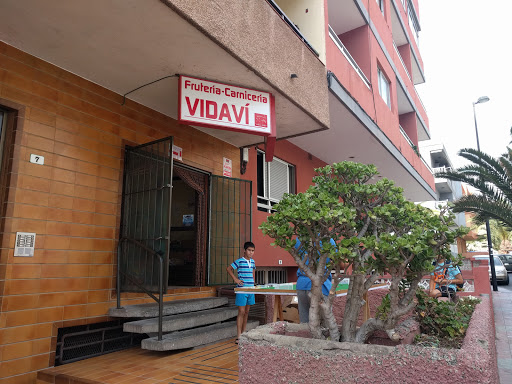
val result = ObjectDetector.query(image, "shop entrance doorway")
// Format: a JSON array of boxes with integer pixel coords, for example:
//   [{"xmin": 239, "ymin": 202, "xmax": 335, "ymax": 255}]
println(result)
[
  {"xmin": 168, "ymin": 165, "xmax": 208, "ymax": 287},
  {"xmin": 118, "ymin": 136, "xmax": 252, "ymax": 293}
]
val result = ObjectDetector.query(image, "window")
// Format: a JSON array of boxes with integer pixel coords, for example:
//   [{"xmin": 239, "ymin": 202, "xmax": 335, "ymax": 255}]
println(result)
[
  {"xmin": 255, "ymin": 268, "xmax": 288, "ymax": 285},
  {"xmin": 408, "ymin": 2, "xmax": 419, "ymax": 45},
  {"xmin": 376, "ymin": 0, "xmax": 385, "ymax": 15},
  {"xmin": 377, "ymin": 68, "xmax": 391, "ymax": 108},
  {"xmin": 257, "ymin": 150, "xmax": 296, "ymax": 212}
]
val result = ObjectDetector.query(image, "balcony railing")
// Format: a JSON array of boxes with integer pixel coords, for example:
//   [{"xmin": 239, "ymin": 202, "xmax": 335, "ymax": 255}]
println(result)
[
  {"xmin": 393, "ymin": 41, "xmax": 411, "ymax": 80},
  {"xmin": 432, "ymin": 167, "xmax": 455, "ymax": 193},
  {"xmin": 399, "ymin": 125, "xmax": 415, "ymax": 148},
  {"xmin": 432, "ymin": 166, "xmax": 452, "ymax": 174},
  {"xmin": 399, "ymin": 126, "xmax": 434, "ymax": 174},
  {"xmin": 421, "ymin": 156, "xmax": 433, "ymax": 173},
  {"xmin": 414, "ymin": 86, "xmax": 427, "ymax": 113},
  {"xmin": 328, "ymin": 25, "xmax": 371, "ymax": 89}
]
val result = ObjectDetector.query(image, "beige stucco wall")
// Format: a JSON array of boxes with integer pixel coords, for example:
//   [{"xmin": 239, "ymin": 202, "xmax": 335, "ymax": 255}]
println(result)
[
  {"xmin": 276, "ymin": 0, "xmax": 326, "ymax": 63},
  {"xmin": 162, "ymin": 0, "xmax": 330, "ymax": 129}
]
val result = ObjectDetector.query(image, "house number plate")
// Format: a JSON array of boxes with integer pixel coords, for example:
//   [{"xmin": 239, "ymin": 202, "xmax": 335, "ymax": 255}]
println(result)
[{"xmin": 30, "ymin": 154, "xmax": 44, "ymax": 165}]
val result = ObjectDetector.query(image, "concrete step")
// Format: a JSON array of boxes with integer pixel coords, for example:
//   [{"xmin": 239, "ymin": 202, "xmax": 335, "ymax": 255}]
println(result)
[
  {"xmin": 141, "ymin": 320, "xmax": 259, "ymax": 351},
  {"xmin": 108, "ymin": 297, "xmax": 228, "ymax": 318},
  {"xmin": 123, "ymin": 306, "xmax": 239, "ymax": 333}
]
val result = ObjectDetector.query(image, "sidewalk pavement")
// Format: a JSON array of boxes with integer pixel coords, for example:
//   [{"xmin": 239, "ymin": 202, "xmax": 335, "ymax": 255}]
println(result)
[{"xmin": 492, "ymin": 290, "xmax": 512, "ymax": 383}]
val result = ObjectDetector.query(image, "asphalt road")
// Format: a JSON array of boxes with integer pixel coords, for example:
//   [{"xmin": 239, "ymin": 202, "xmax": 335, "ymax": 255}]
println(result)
[{"xmin": 494, "ymin": 273, "xmax": 512, "ymax": 293}]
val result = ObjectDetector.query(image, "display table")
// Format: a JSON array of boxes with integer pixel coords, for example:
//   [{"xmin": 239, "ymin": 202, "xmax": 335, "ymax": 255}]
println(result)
[{"xmin": 235, "ymin": 282, "xmax": 388, "ymax": 322}]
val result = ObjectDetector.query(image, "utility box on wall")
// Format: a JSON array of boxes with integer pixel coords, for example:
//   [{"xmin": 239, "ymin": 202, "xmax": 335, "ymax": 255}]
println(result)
[{"xmin": 14, "ymin": 232, "xmax": 36, "ymax": 257}]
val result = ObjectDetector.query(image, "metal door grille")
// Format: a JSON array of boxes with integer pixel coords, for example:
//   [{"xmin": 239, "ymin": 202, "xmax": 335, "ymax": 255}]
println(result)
[
  {"xmin": 119, "ymin": 137, "xmax": 173, "ymax": 293},
  {"xmin": 55, "ymin": 320, "xmax": 145, "ymax": 365},
  {"xmin": 255, "ymin": 268, "xmax": 288, "ymax": 285},
  {"xmin": 209, "ymin": 176, "xmax": 252, "ymax": 285}
]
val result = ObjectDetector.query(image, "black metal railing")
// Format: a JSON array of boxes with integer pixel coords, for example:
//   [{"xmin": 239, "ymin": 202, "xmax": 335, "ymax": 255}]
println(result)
[{"xmin": 117, "ymin": 237, "xmax": 164, "ymax": 341}]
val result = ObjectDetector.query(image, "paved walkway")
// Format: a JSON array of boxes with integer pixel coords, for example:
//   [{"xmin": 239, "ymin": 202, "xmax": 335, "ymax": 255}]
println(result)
[
  {"xmin": 493, "ymin": 290, "xmax": 512, "ymax": 383},
  {"xmin": 38, "ymin": 338, "xmax": 239, "ymax": 384},
  {"xmin": 37, "ymin": 295, "xmax": 511, "ymax": 384}
]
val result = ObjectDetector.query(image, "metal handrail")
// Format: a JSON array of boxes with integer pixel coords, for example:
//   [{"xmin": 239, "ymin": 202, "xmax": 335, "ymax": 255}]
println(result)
[
  {"xmin": 393, "ymin": 41, "xmax": 411, "ymax": 80},
  {"xmin": 328, "ymin": 25, "xmax": 371, "ymax": 88},
  {"xmin": 414, "ymin": 86, "xmax": 427, "ymax": 113},
  {"xmin": 117, "ymin": 236, "xmax": 164, "ymax": 341},
  {"xmin": 432, "ymin": 166, "xmax": 452, "ymax": 174},
  {"xmin": 421, "ymin": 156, "xmax": 433, "ymax": 173},
  {"xmin": 399, "ymin": 125, "xmax": 415, "ymax": 148}
]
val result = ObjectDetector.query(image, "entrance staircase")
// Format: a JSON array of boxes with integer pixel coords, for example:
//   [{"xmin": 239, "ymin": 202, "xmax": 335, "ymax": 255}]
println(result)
[{"xmin": 108, "ymin": 297, "xmax": 259, "ymax": 351}]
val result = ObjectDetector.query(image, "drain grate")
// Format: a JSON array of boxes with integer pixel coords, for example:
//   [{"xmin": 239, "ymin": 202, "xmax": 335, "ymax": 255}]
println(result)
[{"xmin": 55, "ymin": 320, "xmax": 146, "ymax": 365}]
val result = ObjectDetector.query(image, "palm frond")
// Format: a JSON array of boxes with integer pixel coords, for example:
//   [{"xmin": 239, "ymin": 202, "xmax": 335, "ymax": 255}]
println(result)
[{"xmin": 452, "ymin": 195, "xmax": 512, "ymax": 228}]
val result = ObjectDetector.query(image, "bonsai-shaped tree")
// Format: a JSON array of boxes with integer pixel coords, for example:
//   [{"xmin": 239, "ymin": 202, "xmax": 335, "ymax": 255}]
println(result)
[{"xmin": 259, "ymin": 162, "xmax": 466, "ymax": 342}]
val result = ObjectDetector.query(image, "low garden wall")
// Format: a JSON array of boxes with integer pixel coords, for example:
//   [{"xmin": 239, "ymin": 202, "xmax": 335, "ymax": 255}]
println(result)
[{"xmin": 239, "ymin": 297, "xmax": 497, "ymax": 384}]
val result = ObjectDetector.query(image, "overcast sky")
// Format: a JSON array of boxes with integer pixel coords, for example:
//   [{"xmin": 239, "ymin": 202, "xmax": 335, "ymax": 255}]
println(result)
[{"xmin": 416, "ymin": 0, "xmax": 512, "ymax": 168}]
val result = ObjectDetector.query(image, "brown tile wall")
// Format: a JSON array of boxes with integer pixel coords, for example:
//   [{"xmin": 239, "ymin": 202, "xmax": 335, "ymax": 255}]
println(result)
[{"xmin": 0, "ymin": 41, "xmax": 238, "ymax": 383}]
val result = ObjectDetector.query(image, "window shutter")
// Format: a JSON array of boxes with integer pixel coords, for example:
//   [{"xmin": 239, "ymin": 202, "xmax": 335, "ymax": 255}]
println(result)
[{"xmin": 268, "ymin": 160, "xmax": 288, "ymax": 201}]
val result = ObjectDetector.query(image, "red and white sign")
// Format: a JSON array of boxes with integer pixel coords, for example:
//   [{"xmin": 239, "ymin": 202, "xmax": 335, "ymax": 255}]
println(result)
[
  {"xmin": 223, "ymin": 157, "xmax": 232, "ymax": 178},
  {"xmin": 172, "ymin": 145, "xmax": 182, "ymax": 161},
  {"xmin": 179, "ymin": 76, "xmax": 275, "ymax": 137}
]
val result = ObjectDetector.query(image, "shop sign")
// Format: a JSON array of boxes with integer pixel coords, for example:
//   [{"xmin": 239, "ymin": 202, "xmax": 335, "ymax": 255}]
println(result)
[
  {"xmin": 179, "ymin": 76, "xmax": 276, "ymax": 138},
  {"xmin": 223, "ymin": 157, "xmax": 232, "ymax": 178}
]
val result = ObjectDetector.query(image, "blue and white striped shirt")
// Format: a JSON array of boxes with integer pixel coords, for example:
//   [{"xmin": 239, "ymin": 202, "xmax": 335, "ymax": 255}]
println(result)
[{"xmin": 231, "ymin": 257, "xmax": 256, "ymax": 287}]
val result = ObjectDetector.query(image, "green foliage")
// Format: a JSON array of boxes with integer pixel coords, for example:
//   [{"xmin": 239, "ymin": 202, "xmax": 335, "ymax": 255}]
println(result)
[
  {"xmin": 375, "ymin": 294, "xmax": 391, "ymax": 320},
  {"xmin": 414, "ymin": 290, "xmax": 481, "ymax": 348},
  {"xmin": 259, "ymin": 161, "xmax": 467, "ymax": 342},
  {"xmin": 489, "ymin": 219, "xmax": 512, "ymax": 250},
  {"xmin": 375, "ymin": 281, "xmax": 411, "ymax": 321}
]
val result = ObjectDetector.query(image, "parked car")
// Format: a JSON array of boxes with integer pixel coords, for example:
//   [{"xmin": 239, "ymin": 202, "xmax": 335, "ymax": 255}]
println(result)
[
  {"xmin": 496, "ymin": 254, "xmax": 512, "ymax": 273},
  {"xmin": 473, "ymin": 255, "xmax": 510, "ymax": 285}
]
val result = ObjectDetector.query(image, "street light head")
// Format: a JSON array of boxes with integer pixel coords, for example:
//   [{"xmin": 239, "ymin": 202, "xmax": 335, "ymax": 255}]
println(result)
[{"xmin": 475, "ymin": 96, "xmax": 490, "ymax": 104}]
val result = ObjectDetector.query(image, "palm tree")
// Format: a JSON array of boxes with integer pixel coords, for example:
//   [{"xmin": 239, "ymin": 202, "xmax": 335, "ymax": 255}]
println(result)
[
  {"xmin": 436, "ymin": 147, "xmax": 512, "ymax": 228},
  {"xmin": 490, "ymin": 220, "xmax": 512, "ymax": 252}
]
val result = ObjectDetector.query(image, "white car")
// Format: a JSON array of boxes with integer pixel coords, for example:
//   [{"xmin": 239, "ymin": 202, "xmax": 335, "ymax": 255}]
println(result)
[{"xmin": 473, "ymin": 255, "xmax": 510, "ymax": 285}]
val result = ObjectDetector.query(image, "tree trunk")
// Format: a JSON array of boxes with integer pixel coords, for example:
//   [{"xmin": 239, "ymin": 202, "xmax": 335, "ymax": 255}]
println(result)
[
  {"xmin": 340, "ymin": 274, "xmax": 365, "ymax": 342},
  {"xmin": 308, "ymin": 278, "xmax": 324, "ymax": 339},
  {"xmin": 320, "ymin": 298, "xmax": 339, "ymax": 341},
  {"xmin": 355, "ymin": 318, "xmax": 383, "ymax": 343}
]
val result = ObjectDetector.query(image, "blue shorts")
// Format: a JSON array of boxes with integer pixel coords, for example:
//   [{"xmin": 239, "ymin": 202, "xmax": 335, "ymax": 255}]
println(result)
[{"xmin": 235, "ymin": 293, "xmax": 255, "ymax": 306}]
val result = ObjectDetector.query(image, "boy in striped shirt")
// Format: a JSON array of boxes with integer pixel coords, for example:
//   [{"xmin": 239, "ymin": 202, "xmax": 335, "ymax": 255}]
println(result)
[{"xmin": 227, "ymin": 241, "xmax": 256, "ymax": 343}]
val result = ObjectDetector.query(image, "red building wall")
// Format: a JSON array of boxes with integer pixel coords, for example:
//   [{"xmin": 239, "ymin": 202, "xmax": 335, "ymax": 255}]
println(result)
[
  {"xmin": 325, "ymin": 0, "xmax": 433, "ymax": 192},
  {"xmin": 338, "ymin": 26, "xmax": 372, "ymax": 79},
  {"xmin": 242, "ymin": 141, "xmax": 327, "ymax": 268}
]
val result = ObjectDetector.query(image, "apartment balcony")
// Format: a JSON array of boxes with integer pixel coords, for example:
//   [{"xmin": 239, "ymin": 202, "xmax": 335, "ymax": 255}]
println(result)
[
  {"xmin": 305, "ymin": 1, "xmax": 436, "ymax": 201},
  {"xmin": 390, "ymin": 0, "xmax": 424, "ymax": 85},
  {"xmin": 396, "ymin": 81, "xmax": 429, "ymax": 142},
  {"xmin": 289, "ymin": 69, "xmax": 436, "ymax": 201},
  {"xmin": 328, "ymin": 0, "xmax": 367, "ymax": 37},
  {"xmin": 418, "ymin": 141, "xmax": 457, "ymax": 199},
  {"xmin": 0, "ymin": 0, "xmax": 329, "ymax": 147},
  {"xmin": 433, "ymin": 166, "xmax": 456, "ymax": 196}
]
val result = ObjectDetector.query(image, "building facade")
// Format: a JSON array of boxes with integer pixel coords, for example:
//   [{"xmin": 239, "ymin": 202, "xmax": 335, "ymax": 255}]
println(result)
[
  {"xmin": 419, "ymin": 140, "xmax": 467, "ymax": 255},
  {"xmin": 0, "ymin": 1, "xmax": 434, "ymax": 382}
]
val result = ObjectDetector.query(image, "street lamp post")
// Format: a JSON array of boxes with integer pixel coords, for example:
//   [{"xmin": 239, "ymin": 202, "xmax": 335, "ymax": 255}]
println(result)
[{"xmin": 473, "ymin": 96, "xmax": 498, "ymax": 292}]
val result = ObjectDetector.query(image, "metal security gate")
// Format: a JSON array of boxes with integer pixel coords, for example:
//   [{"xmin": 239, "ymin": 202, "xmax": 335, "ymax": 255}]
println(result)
[
  {"xmin": 117, "ymin": 137, "xmax": 173, "ymax": 295},
  {"xmin": 208, "ymin": 175, "xmax": 252, "ymax": 285}
]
